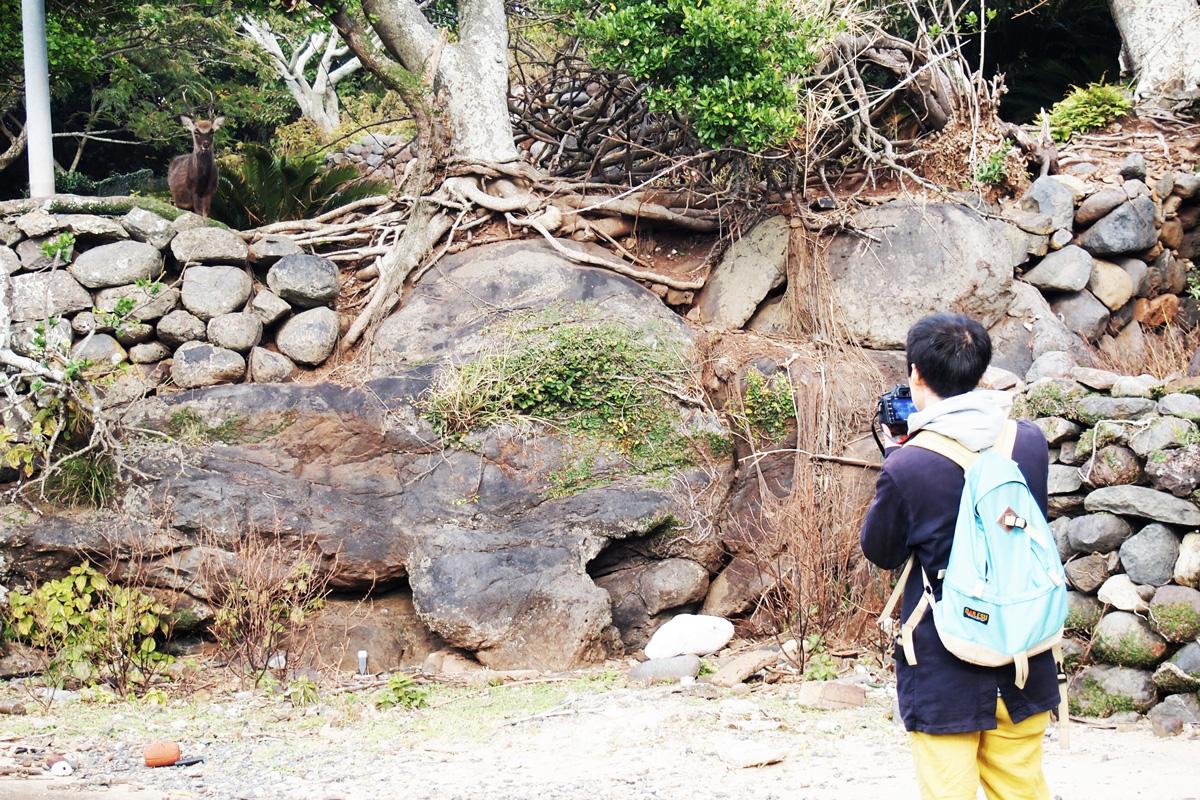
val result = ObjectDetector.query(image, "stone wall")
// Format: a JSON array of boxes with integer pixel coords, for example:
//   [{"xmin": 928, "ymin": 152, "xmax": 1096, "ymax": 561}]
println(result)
[
  {"xmin": 1009, "ymin": 366, "xmax": 1200, "ymax": 733},
  {"xmin": 1, "ymin": 207, "xmax": 338, "ymax": 396}
]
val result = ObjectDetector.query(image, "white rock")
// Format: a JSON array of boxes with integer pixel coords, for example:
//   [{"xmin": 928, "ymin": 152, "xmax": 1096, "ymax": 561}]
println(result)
[
  {"xmin": 1175, "ymin": 533, "xmax": 1200, "ymax": 589},
  {"xmin": 1098, "ymin": 574, "xmax": 1150, "ymax": 613},
  {"xmin": 643, "ymin": 613, "xmax": 734, "ymax": 660}
]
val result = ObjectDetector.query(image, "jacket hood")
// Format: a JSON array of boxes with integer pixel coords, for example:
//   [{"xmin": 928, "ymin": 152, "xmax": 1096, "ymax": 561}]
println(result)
[{"xmin": 906, "ymin": 389, "xmax": 1013, "ymax": 452}]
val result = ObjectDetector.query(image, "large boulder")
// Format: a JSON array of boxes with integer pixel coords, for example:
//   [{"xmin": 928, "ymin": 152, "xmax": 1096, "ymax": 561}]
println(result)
[
  {"xmin": 990, "ymin": 281, "xmax": 1088, "ymax": 377},
  {"xmin": 1092, "ymin": 611, "xmax": 1168, "ymax": 668},
  {"xmin": 94, "ymin": 283, "xmax": 179, "ymax": 322},
  {"xmin": 169, "ymin": 342, "xmax": 246, "ymax": 388},
  {"xmin": 67, "ymin": 240, "xmax": 162, "ymax": 289},
  {"xmin": 594, "ymin": 558, "xmax": 710, "ymax": 650},
  {"xmin": 1070, "ymin": 664, "xmax": 1157, "ymax": 715},
  {"xmin": 170, "ymin": 227, "xmax": 248, "ymax": 265},
  {"xmin": 695, "ymin": 216, "xmax": 788, "ymax": 329},
  {"xmin": 181, "ymin": 265, "xmax": 253, "ymax": 321},
  {"xmin": 1119, "ymin": 523, "xmax": 1181, "ymax": 587},
  {"xmin": 1149, "ymin": 585, "xmax": 1200, "ymax": 643},
  {"xmin": 1067, "ymin": 513, "xmax": 1132, "ymax": 553},
  {"xmin": 2, "ymin": 242, "xmax": 730, "ymax": 671},
  {"xmin": 10, "ymin": 270, "xmax": 93, "ymax": 321},
  {"xmin": 1146, "ymin": 445, "xmax": 1200, "ymax": 497},
  {"xmin": 276, "ymin": 307, "xmax": 339, "ymax": 366},
  {"xmin": 1022, "ymin": 246, "xmax": 1093, "ymax": 292},
  {"xmin": 823, "ymin": 203, "xmax": 1016, "ymax": 348}
]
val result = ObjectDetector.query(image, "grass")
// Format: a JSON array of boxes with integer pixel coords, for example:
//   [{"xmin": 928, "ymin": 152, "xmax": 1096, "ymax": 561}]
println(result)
[
  {"xmin": 1096, "ymin": 324, "xmax": 1200, "ymax": 381},
  {"xmin": 422, "ymin": 304, "xmax": 711, "ymax": 497},
  {"xmin": 1043, "ymin": 83, "xmax": 1132, "ymax": 143},
  {"xmin": 42, "ymin": 452, "xmax": 116, "ymax": 508},
  {"xmin": 166, "ymin": 408, "xmax": 298, "ymax": 445},
  {"xmin": 1150, "ymin": 603, "xmax": 1200, "ymax": 643}
]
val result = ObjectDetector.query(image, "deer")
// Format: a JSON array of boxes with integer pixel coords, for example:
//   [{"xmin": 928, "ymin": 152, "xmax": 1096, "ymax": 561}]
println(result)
[{"xmin": 168, "ymin": 115, "xmax": 224, "ymax": 218}]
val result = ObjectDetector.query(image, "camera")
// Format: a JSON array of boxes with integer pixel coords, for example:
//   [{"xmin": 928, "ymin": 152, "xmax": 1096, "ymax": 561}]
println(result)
[{"xmin": 877, "ymin": 384, "xmax": 916, "ymax": 436}]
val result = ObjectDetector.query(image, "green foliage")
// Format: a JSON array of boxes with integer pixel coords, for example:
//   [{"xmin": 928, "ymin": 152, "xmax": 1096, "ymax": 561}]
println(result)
[
  {"xmin": 423, "ymin": 305, "xmax": 703, "ymax": 483},
  {"xmin": 40, "ymin": 233, "xmax": 76, "ymax": 263},
  {"xmin": 165, "ymin": 408, "xmax": 296, "ymax": 445},
  {"xmin": 210, "ymin": 144, "xmax": 389, "ymax": 229},
  {"xmin": 1069, "ymin": 676, "xmax": 1136, "ymax": 718},
  {"xmin": 1014, "ymin": 382, "xmax": 1084, "ymax": 420},
  {"xmin": 801, "ymin": 634, "xmax": 838, "ymax": 681},
  {"xmin": 697, "ymin": 658, "xmax": 716, "ymax": 678},
  {"xmin": 1093, "ymin": 631, "xmax": 1161, "ymax": 668},
  {"xmin": 1043, "ymin": 83, "xmax": 1131, "ymax": 143},
  {"xmin": 973, "ymin": 149, "xmax": 1008, "ymax": 187},
  {"xmin": 374, "ymin": 673, "xmax": 430, "ymax": 710},
  {"xmin": 286, "ymin": 676, "xmax": 320, "ymax": 707},
  {"xmin": 0, "ymin": 381, "xmax": 98, "ymax": 484},
  {"xmin": 563, "ymin": 0, "xmax": 825, "ymax": 150},
  {"xmin": 1, "ymin": 564, "xmax": 173, "ymax": 696},
  {"xmin": 739, "ymin": 368, "xmax": 794, "ymax": 441},
  {"xmin": 1186, "ymin": 273, "xmax": 1200, "ymax": 302},
  {"xmin": 546, "ymin": 453, "xmax": 609, "ymax": 499}
]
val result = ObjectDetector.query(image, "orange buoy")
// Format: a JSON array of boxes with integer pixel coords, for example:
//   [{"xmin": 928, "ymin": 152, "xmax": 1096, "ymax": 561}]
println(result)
[{"xmin": 143, "ymin": 740, "xmax": 181, "ymax": 768}]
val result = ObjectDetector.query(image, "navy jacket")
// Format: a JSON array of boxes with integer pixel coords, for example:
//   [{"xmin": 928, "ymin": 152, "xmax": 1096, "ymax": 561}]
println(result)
[{"xmin": 860, "ymin": 420, "xmax": 1061, "ymax": 734}]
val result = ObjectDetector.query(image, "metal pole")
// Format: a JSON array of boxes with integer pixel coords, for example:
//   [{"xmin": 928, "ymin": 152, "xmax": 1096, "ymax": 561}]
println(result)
[{"xmin": 22, "ymin": 0, "xmax": 55, "ymax": 198}]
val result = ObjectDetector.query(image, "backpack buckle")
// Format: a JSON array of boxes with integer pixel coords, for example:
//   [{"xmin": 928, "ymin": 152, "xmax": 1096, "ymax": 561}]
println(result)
[{"xmin": 999, "ymin": 507, "xmax": 1026, "ymax": 531}]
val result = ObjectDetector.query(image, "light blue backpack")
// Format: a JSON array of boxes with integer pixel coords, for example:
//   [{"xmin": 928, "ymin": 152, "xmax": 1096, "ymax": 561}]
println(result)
[{"xmin": 879, "ymin": 421, "xmax": 1070, "ymax": 723}]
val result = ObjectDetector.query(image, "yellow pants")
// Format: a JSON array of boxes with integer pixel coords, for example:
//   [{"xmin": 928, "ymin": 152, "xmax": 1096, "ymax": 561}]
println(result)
[{"xmin": 909, "ymin": 697, "xmax": 1051, "ymax": 800}]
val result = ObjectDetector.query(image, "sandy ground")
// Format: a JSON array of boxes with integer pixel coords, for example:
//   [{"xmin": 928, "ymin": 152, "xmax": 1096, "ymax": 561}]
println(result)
[{"xmin": 0, "ymin": 677, "xmax": 1196, "ymax": 800}]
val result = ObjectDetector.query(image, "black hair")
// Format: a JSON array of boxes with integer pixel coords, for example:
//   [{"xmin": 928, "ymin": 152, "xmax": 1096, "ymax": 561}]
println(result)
[{"xmin": 905, "ymin": 313, "xmax": 992, "ymax": 398}]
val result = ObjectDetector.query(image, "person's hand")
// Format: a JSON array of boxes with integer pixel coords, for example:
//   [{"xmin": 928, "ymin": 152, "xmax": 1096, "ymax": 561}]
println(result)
[{"xmin": 876, "ymin": 421, "xmax": 899, "ymax": 450}]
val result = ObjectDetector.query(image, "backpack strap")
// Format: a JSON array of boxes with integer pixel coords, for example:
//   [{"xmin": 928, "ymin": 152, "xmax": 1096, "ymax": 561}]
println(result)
[
  {"xmin": 1052, "ymin": 643, "xmax": 1071, "ymax": 750},
  {"xmin": 994, "ymin": 419, "xmax": 1020, "ymax": 460},
  {"xmin": 906, "ymin": 430, "xmax": 979, "ymax": 470}
]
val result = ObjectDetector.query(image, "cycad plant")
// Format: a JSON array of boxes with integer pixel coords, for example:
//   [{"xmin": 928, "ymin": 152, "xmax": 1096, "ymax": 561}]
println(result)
[{"xmin": 211, "ymin": 144, "xmax": 388, "ymax": 230}]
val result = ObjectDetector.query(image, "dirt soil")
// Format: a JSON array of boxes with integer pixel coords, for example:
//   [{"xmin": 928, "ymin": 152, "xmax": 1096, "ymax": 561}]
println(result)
[{"xmin": 0, "ymin": 672, "xmax": 1195, "ymax": 800}]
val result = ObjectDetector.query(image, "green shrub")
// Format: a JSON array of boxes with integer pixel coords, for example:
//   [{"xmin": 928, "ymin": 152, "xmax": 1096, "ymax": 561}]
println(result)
[
  {"xmin": 739, "ymin": 367, "xmax": 795, "ymax": 441},
  {"xmin": 211, "ymin": 144, "xmax": 388, "ymax": 229},
  {"xmin": 40, "ymin": 232, "xmax": 75, "ymax": 263},
  {"xmin": 286, "ymin": 676, "xmax": 320, "ymax": 707},
  {"xmin": 2, "ymin": 564, "xmax": 173, "ymax": 696},
  {"xmin": 563, "ymin": 0, "xmax": 827, "ymax": 150},
  {"xmin": 42, "ymin": 452, "xmax": 117, "ymax": 508},
  {"xmin": 374, "ymin": 673, "xmax": 429, "ymax": 710},
  {"xmin": 1043, "ymin": 83, "xmax": 1131, "ymax": 143},
  {"xmin": 973, "ymin": 149, "xmax": 1008, "ymax": 187}
]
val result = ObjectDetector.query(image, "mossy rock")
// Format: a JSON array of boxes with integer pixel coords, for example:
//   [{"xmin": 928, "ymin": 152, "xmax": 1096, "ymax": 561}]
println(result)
[
  {"xmin": 1016, "ymin": 380, "xmax": 1087, "ymax": 420},
  {"xmin": 1068, "ymin": 664, "xmax": 1156, "ymax": 716},
  {"xmin": 1065, "ymin": 591, "xmax": 1104, "ymax": 633},
  {"xmin": 1069, "ymin": 677, "xmax": 1139, "ymax": 717},
  {"xmin": 1150, "ymin": 586, "xmax": 1200, "ymax": 643},
  {"xmin": 1092, "ymin": 611, "xmax": 1168, "ymax": 668}
]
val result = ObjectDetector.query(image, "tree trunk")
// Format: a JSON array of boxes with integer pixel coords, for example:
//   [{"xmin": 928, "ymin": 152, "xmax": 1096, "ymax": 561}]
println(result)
[{"xmin": 1110, "ymin": 0, "xmax": 1200, "ymax": 101}]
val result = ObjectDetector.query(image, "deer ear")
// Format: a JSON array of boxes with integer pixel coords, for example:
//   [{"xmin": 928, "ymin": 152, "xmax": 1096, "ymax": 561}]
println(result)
[
  {"xmin": 211, "ymin": 116, "xmax": 225, "ymax": 130},
  {"xmin": 180, "ymin": 115, "xmax": 195, "ymax": 131}
]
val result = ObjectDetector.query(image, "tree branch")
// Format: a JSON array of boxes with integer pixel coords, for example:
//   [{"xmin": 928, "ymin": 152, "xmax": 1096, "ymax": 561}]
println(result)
[{"xmin": 361, "ymin": 0, "xmax": 439, "ymax": 72}]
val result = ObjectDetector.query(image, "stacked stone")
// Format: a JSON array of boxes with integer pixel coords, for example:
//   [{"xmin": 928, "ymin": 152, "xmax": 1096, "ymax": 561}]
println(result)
[
  {"xmin": 991, "ymin": 162, "xmax": 1200, "ymax": 379},
  {"xmin": 1004, "ymin": 358, "xmax": 1200, "ymax": 734},
  {"xmin": 1, "ymin": 207, "xmax": 341, "ymax": 396},
  {"xmin": 325, "ymin": 134, "xmax": 413, "ymax": 182}
]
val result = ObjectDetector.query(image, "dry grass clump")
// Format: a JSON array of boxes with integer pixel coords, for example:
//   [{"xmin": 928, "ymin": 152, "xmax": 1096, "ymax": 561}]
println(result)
[{"xmin": 1095, "ymin": 324, "xmax": 1200, "ymax": 379}]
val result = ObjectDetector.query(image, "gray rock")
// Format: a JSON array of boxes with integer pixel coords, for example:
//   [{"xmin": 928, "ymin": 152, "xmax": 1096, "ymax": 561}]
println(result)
[
  {"xmin": 55, "ymin": 214, "xmax": 128, "ymax": 241},
  {"xmin": 15, "ymin": 236, "xmax": 57, "ymax": 270},
  {"xmin": 1123, "ymin": 178, "xmax": 1151, "ymax": 199},
  {"xmin": 10, "ymin": 318, "xmax": 72, "ymax": 359},
  {"xmin": 1070, "ymin": 366, "xmax": 1120, "ymax": 391},
  {"xmin": 1050, "ymin": 291, "xmax": 1110, "ymax": 343},
  {"xmin": 1052, "ymin": 516, "xmax": 1074, "ymax": 560},
  {"xmin": 156, "ymin": 309, "xmax": 207, "ymax": 349},
  {"xmin": 14, "ymin": 209, "xmax": 62, "ymax": 237},
  {"xmin": 1048, "ymin": 494, "xmax": 1086, "ymax": 519},
  {"xmin": 628, "ymin": 654, "xmax": 702, "ymax": 685},
  {"xmin": 250, "ymin": 289, "xmax": 292, "ymax": 326},
  {"xmin": 1081, "ymin": 445, "xmax": 1141, "ymax": 487},
  {"xmin": 120, "ymin": 207, "xmax": 174, "ymax": 249},
  {"xmin": 248, "ymin": 347, "xmax": 295, "ymax": 383},
  {"xmin": 71, "ymin": 333, "xmax": 127, "ymax": 367},
  {"xmin": 1146, "ymin": 445, "xmax": 1200, "ymax": 498},
  {"xmin": 1093, "ymin": 611, "xmax": 1168, "ymax": 667},
  {"xmin": 1119, "ymin": 524, "xmax": 1180, "ymax": 587},
  {"xmin": 1058, "ymin": 439, "xmax": 1085, "ymax": 466},
  {"xmin": 207, "ymin": 313, "xmax": 263, "ymax": 353},
  {"xmin": 1099, "ymin": 321, "xmax": 1147, "ymax": 366},
  {"xmin": 0, "ymin": 245, "xmax": 19, "ymax": 275},
  {"xmin": 1073, "ymin": 396, "xmax": 1157, "ymax": 425},
  {"xmin": 0, "ymin": 221, "xmax": 20, "ymax": 246},
  {"xmin": 1070, "ymin": 664, "xmax": 1157, "ymax": 715},
  {"xmin": 989, "ymin": 282, "xmax": 1088, "ymax": 377},
  {"xmin": 1066, "ymin": 590, "xmax": 1103, "ymax": 631},
  {"xmin": 266, "ymin": 254, "xmax": 341, "ymax": 309},
  {"xmin": 1149, "ymin": 693, "xmax": 1200, "ymax": 736},
  {"xmin": 1153, "ymin": 660, "xmax": 1200, "ymax": 695},
  {"xmin": 170, "ymin": 227, "xmax": 248, "ymax": 265},
  {"xmin": 1085, "ymin": 485, "xmax": 1200, "ymax": 527},
  {"xmin": 1076, "ymin": 188, "xmax": 1127, "ymax": 226},
  {"xmin": 248, "ymin": 235, "xmax": 302, "ymax": 267},
  {"xmin": 1178, "ymin": 533, "xmax": 1200, "ymax": 588},
  {"xmin": 695, "ymin": 217, "xmax": 788, "ymax": 330},
  {"xmin": 1026, "ymin": 350, "xmax": 1076, "ymax": 382},
  {"xmin": 1149, "ymin": 585, "xmax": 1200, "ymax": 643},
  {"xmin": 1067, "ymin": 512, "xmax": 1132, "ymax": 553},
  {"xmin": 1116, "ymin": 258, "xmax": 1151, "ymax": 297},
  {"xmin": 1158, "ymin": 393, "xmax": 1200, "ymax": 421},
  {"xmin": 181, "ymin": 265, "xmax": 253, "ymax": 321},
  {"xmin": 129, "ymin": 342, "xmax": 170, "ymax": 364},
  {"xmin": 1077, "ymin": 197, "xmax": 1158, "ymax": 256},
  {"xmin": 1021, "ymin": 176, "xmax": 1076, "ymax": 231},
  {"xmin": 93, "ymin": 283, "xmax": 179, "ymax": 322},
  {"xmin": 170, "ymin": 342, "xmax": 246, "ymax": 388},
  {"xmin": 1130, "ymin": 417, "xmax": 1195, "ymax": 457},
  {"xmin": 67, "ymin": 240, "xmax": 162, "ymax": 289},
  {"xmin": 1174, "ymin": 173, "xmax": 1200, "ymax": 198},
  {"xmin": 1065, "ymin": 552, "xmax": 1112, "ymax": 592},
  {"xmin": 169, "ymin": 212, "xmax": 207, "ymax": 233},
  {"xmin": 1035, "ymin": 417, "xmax": 1081, "ymax": 446},
  {"xmin": 1119, "ymin": 153, "xmax": 1147, "ymax": 180},
  {"xmin": 1048, "ymin": 464, "xmax": 1083, "ymax": 495},
  {"xmin": 824, "ymin": 203, "xmax": 1016, "ymax": 348},
  {"xmin": 10, "ymin": 271, "xmax": 93, "ymax": 321},
  {"xmin": 1108, "ymin": 375, "xmax": 1154, "ymax": 398},
  {"xmin": 1170, "ymin": 641, "xmax": 1200, "ymax": 676},
  {"xmin": 276, "ymin": 307, "xmax": 339, "ymax": 366},
  {"xmin": 71, "ymin": 311, "xmax": 98, "ymax": 335},
  {"xmin": 1022, "ymin": 246, "xmax": 1093, "ymax": 292},
  {"xmin": 115, "ymin": 322, "xmax": 154, "ymax": 346}
]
